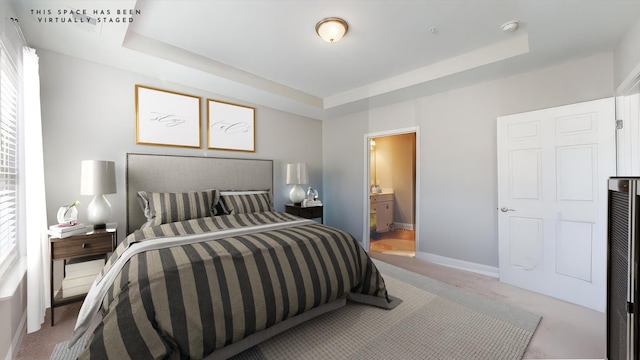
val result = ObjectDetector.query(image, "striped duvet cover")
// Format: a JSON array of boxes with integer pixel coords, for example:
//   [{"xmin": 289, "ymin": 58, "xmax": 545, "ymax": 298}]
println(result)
[{"xmin": 71, "ymin": 211, "xmax": 394, "ymax": 359}]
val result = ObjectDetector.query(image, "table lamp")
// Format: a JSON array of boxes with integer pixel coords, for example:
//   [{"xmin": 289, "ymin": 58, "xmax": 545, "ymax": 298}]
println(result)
[
  {"xmin": 80, "ymin": 160, "xmax": 116, "ymax": 229},
  {"xmin": 286, "ymin": 163, "xmax": 308, "ymax": 206}
]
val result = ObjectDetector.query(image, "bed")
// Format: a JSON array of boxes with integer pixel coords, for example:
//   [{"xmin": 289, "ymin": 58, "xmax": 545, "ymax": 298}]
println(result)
[{"xmin": 69, "ymin": 153, "xmax": 400, "ymax": 359}]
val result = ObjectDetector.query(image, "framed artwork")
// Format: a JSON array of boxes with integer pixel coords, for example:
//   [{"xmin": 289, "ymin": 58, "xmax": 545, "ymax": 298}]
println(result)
[
  {"xmin": 207, "ymin": 99, "xmax": 256, "ymax": 152},
  {"xmin": 135, "ymin": 85, "xmax": 201, "ymax": 148}
]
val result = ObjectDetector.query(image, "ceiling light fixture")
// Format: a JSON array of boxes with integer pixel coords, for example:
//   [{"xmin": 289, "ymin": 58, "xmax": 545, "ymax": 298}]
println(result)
[
  {"xmin": 501, "ymin": 20, "xmax": 520, "ymax": 33},
  {"xmin": 315, "ymin": 17, "xmax": 348, "ymax": 43}
]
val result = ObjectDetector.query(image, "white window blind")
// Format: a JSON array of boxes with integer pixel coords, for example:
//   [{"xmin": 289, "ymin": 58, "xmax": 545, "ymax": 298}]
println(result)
[{"xmin": 0, "ymin": 40, "xmax": 19, "ymax": 274}]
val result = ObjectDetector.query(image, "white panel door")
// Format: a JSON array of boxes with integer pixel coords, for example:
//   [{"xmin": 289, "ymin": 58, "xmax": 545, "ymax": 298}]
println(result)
[{"xmin": 497, "ymin": 98, "xmax": 615, "ymax": 312}]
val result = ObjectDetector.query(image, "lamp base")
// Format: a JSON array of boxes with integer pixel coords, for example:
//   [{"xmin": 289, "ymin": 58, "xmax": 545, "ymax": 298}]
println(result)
[
  {"xmin": 87, "ymin": 194, "xmax": 112, "ymax": 227},
  {"xmin": 93, "ymin": 223, "xmax": 106, "ymax": 230},
  {"xmin": 289, "ymin": 184, "xmax": 306, "ymax": 204}
]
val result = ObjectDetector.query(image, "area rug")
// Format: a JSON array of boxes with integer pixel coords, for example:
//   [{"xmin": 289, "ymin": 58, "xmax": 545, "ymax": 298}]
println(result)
[
  {"xmin": 49, "ymin": 333, "xmax": 88, "ymax": 360},
  {"xmin": 51, "ymin": 260, "xmax": 540, "ymax": 360}
]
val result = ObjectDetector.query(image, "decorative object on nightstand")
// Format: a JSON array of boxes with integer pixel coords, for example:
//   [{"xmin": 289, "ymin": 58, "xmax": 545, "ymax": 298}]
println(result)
[
  {"xmin": 56, "ymin": 200, "xmax": 80, "ymax": 226},
  {"xmin": 49, "ymin": 225, "xmax": 116, "ymax": 325},
  {"xmin": 306, "ymin": 187, "xmax": 318, "ymax": 200},
  {"xmin": 302, "ymin": 187, "xmax": 322, "ymax": 208},
  {"xmin": 81, "ymin": 160, "xmax": 116, "ymax": 229},
  {"xmin": 286, "ymin": 163, "xmax": 309, "ymax": 206}
]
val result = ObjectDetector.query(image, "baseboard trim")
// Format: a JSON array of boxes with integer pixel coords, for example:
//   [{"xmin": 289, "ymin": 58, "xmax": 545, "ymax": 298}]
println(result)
[{"xmin": 415, "ymin": 251, "xmax": 499, "ymax": 278}]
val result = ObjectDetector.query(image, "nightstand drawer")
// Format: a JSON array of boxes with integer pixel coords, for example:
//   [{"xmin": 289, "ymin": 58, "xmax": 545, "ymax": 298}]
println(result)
[
  {"xmin": 51, "ymin": 233, "xmax": 114, "ymax": 260},
  {"xmin": 285, "ymin": 204, "xmax": 323, "ymax": 223},
  {"xmin": 305, "ymin": 206, "xmax": 323, "ymax": 218}
]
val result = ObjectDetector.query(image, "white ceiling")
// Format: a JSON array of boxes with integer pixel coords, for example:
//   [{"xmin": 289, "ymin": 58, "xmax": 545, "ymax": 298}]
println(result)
[{"xmin": 9, "ymin": 0, "xmax": 640, "ymax": 119}]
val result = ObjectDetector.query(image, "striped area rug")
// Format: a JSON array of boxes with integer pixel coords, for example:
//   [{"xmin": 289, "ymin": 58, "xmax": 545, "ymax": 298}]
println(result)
[{"xmin": 51, "ymin": 260, "xmax": 540, "ymax": 360}]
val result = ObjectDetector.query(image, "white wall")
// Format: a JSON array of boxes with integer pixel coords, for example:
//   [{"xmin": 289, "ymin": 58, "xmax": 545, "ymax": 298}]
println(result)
[{"xmin": 323, "ymin": 52, "xmax": 614, "ymax": 268}]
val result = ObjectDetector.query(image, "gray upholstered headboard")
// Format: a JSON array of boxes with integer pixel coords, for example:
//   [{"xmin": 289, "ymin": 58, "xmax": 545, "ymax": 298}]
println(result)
[{"xmin": 126, "ymin": 153, "xmax": 273, "ymax": 234}]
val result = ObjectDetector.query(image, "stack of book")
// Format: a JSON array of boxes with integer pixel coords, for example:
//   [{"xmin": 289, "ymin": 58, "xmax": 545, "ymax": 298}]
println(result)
[
  {"xmin": 61, "ymin": 255, "xmax": 105, "ymax": 297},
  {"xmin": 48, "ymin": 223, "xmax": 88, "ymax": 238},
  {"xmin": 303, "ymin": 199, "xmax": 323, "ymax": 207}
]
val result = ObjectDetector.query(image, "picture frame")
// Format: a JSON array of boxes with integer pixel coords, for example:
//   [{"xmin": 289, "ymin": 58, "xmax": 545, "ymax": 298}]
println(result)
[
  {"xmin": 135, "ymin": 85, "xmax": 201, "ymax": 148},
  {"xmin": 207, "ymin": 99, "xmax": 256, "ymax": 152}
]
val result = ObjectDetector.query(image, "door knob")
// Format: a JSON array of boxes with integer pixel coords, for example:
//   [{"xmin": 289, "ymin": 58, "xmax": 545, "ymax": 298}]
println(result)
[{"xmin": 500, "ymin": 207, "xmax": 516, "ymax": 212}]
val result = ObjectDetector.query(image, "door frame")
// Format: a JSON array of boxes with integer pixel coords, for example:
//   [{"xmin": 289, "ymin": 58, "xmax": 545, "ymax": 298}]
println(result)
[
  {"xmin": 615, "ymin": 65, "xmax": 640, "ymax": 176},
  {"xmin": 362, "ymin": 126, "xmax": 420, "ymax": 251}
]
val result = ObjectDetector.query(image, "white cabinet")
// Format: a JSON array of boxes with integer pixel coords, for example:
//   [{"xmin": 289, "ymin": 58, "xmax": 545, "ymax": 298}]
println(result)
[{"xmin": 371, "ymin": 193, "xmax": 394, "ymax": 233}]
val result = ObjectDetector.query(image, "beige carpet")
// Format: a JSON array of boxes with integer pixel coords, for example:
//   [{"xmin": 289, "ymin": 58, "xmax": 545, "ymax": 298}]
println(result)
[{"xmin": 51, "ymin": 260, "xmax": 540, "ymax": 359}]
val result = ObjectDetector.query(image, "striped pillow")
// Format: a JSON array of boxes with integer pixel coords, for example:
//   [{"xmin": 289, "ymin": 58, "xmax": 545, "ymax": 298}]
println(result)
[
  {"xmin": 137, "ymin": 190, "xmax": 218, "ymax": 228},
  {"xmin": 220, "ymin": 190, "xmax": 273, "ymax": 214}
]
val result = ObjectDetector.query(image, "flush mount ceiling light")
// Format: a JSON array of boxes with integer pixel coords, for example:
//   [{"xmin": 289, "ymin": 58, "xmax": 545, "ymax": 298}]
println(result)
[
  {"xmin": 315, "ymin": 17, "xmax": 348, "ymax": 43},
  {"xmin": 501, "ymin": 20, "xmax": 520, "ymax": 33}
]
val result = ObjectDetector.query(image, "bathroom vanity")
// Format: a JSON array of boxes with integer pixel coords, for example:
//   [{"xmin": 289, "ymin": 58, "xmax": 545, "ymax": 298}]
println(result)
[{"xmin": 370, "ymin": 192, "xmax": 394, "ymax": 233}]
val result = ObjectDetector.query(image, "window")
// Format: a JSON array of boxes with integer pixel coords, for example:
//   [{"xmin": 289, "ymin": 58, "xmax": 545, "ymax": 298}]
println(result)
[{"xmin": 0, "ymin": 40, "xmax": 19, "ymax": 275}]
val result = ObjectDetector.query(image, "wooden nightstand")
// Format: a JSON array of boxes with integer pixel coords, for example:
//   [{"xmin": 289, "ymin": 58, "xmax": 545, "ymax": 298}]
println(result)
[
  {"xmin": 49, "ymin": 226, "xmax": 116, "ymax": 325},
  {"xmin": 285, "ymin": 204, "xmax": 323, "ymax": 224}
]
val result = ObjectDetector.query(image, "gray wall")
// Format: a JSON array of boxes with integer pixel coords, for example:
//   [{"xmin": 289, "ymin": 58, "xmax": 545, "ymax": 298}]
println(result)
[
  {"xmin": 38, "ymin": 49, "xmax": 323, "ymax": 243},
  {"xmin": 322, "ymin": 110, "xmax": 369, "ymax": 238},
  {"xmin": 323, "ymin": 52, "xmax": 615, "ymax": 268}
]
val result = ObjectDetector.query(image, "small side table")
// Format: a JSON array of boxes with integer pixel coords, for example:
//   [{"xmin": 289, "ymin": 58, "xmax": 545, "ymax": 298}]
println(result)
[
  {"xmin": 285, "ymin": 204, "xmax": 323, "ymax": 224},
  {"xmin": 49, "ymin": 226, "xmax": 116, "ymax": 326}
]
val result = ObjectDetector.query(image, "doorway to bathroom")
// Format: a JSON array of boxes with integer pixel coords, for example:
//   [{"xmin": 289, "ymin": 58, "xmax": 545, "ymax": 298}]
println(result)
[{"xmin": 363, "ymin": 127, "xmax": 419, "ymax": 257}]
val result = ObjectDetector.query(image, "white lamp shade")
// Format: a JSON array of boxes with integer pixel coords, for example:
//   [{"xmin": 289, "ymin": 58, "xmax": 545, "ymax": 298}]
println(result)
[
  {"xmin": 286, "ymin": 163, "xmax": 309, "ymax": 185},
  {"xmin": 81, "ymin": 160, "xmax": 116, "ymax": 195}
]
